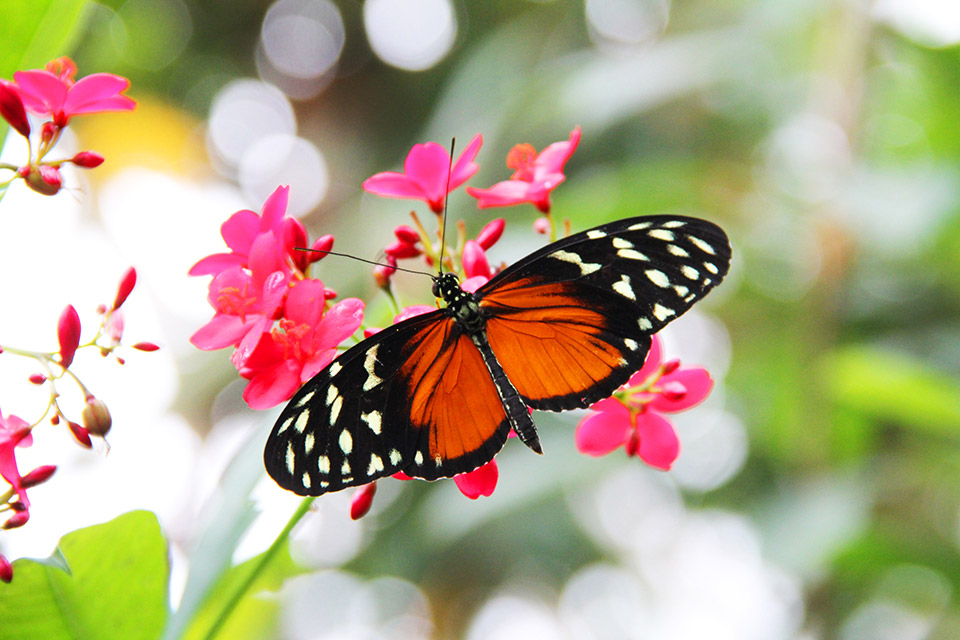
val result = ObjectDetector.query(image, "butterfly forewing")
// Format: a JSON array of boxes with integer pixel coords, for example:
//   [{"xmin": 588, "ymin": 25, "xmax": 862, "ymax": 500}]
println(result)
[{"xmin": 477, "ymin": 215, "xmax": 731, "ymax": 411}]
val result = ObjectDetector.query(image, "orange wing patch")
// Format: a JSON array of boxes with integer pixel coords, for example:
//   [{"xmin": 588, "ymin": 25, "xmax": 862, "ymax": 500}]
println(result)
[
  {"xmin": 399, "ymin": 320, "xmax": 507, "ymax": 465},
  {"xmin": 481, "ymin": 277, "xmax": 629, "ymax": 409}
]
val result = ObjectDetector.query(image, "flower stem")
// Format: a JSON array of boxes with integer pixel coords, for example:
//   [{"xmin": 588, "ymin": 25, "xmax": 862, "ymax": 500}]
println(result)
[{"xmin": 201, "ymin": 496, "xmax": 315, "ymax": 640}]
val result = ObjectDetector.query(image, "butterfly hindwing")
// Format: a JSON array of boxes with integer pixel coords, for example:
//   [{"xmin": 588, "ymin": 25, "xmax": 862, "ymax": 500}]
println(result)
[{"xmin": 478, "ymin": 215, "xmax": 731, "ymax": 411}]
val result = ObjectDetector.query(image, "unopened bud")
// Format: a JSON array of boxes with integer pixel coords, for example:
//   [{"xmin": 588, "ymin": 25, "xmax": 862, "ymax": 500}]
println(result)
[
  {"xmin": 309, "ymin": 235, "xmax": 335, "ymax": 263},
  {"xmin": 350, "ymin": 482, "xmax": 378, "ymax": 520},
  {"xmin": 2, "ymin": 511, "xmax": 29, "ymax": 530},
  {"xmin": 28, "ymin": 373, "xmax": 46, "ymax": 385},
  {"xmin": 0, "ymin": 81, "xmax": 30, "ymax": 138},
  {"xmin": 81, "ymin": 397, "xmax": 112, "ymax": 437},
  {"xmin": 21, "ymin": 465, "xmax": 57, "ymax": 489},
  {"xmin": 41, "ymin": 122, "xmax": 56, "ymax": 143},
  {"xmin": 57, "ymin": 305, "xmax": 81, "ymax": 368},
  {"xmin": 625, "ymin": 428, "xmax": 640, "ymax": 457},
  {"xmin": 112, "ymin": 267, "xmax": 137, "ymax": 310},
  {"xmin": 374, "ymin": 256, "xmax": 397, "ymax": 289},
  {"xmin": 71, "ymin": 151, "xmax": 104, "ymax": 168},
  {"xmin": 661, "ymin": 359, "xmax": 681, "ymax": 376},
  {"xmin": 68, "ymin": 421, "xmax": 92, "ymax": 448},
  {"xmin": 393, "ymin": 225, "xmax": 420, "ymax": 245},
  {"xmin": 131, "ymin": 342, "xmax": 159, "ymax": 352},
  {"xmin": 659, "ymin": 381, "xmax": 687, "ymax": 402},
  {"xmin": 23, "ymin": 165, "xmax": 62, "ymax": 196},
  {"xmin": 533, "ymin": 217, "xmax": 551, "ymax": 235},
  {"xmin": 477, "ymin": 218, "xmax": 505, "ymax": 249},
  {"xmin": 384, "ymin": 240, "xmax": 421, "ymax": 259},
  {"xmin": 0, "ymin": 553, "xmax": 12, "ymax": 583}
]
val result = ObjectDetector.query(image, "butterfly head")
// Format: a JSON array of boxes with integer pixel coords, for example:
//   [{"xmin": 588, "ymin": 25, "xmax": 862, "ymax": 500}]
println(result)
[{"xmin": 432, "ymin": 272, "xmax": 464, "ymax": 303}]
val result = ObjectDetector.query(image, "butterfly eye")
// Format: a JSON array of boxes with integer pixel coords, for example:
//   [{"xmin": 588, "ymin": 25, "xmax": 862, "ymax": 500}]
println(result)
[{"xmin": 432, "ymin": 279, "xmax": 441, "ymax": 298}]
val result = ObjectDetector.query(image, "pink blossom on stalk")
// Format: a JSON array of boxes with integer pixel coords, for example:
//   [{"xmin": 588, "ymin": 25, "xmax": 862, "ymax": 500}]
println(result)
[
  {"xmin": 363, "ymin": 134, "xmax": 483, "ymax": 213},
  {"xmin": 476, "ymin": 218, "xmax": 505, "ymax": 249},
  {"xmin": 0, "ymin": 410, "xmax": 34, "ymax": 508},
  {"xmin": 0, "ymin": 80, "xmax": 30, "ymax": 137},
  {"xmin": 21, "ymin": 164, "xmax": 62, "ymax": 196},
  {"xmin": 575, "ymin": 335, "xmax": 713, "ymax": 470},
  {"xmin": 350, "ymin": 482, "xmax": 377, "ymax": 520},
  {"xmin": 13, "ymin": 57, "xmax": 135, "ymax": 127},
  {"xmin": 57, "ymin": 305, "xmax": 81, "ymax": 368},
  {"xmin": 71, "ymin": 151, "xmax": 105, "ymax": 169},
  {"xmin": 468, "ymin": 127, "xmax": 581, "ymax": 213},
  {"xmin": 236, "ymin": 279, "xmax": 364, "ymax": 409},
  {"xmin": 190, "ymin": 266, "xmax": 287, "ymax": 352}
]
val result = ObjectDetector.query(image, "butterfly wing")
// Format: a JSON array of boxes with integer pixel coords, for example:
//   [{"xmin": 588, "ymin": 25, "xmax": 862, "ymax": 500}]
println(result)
[
  {"xmin": 264, "ymin": 309, "xmax": 511, "ymax": 496},
  {"xmin": 477, "ymin": 215, "xmax": 731, "ymax": 411}
]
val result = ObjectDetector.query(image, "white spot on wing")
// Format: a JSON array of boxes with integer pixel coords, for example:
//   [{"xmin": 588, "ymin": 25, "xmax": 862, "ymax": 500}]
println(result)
[
  {"xmin": 624, "ymin": 338, "xmax": 639, "ymax": 351},
  {"xmin": 285, "ymin": 443, "xmax": 296, "ymax": 475},
  {"xmin": 341, "ymin": 460, "xmax": 351, "ymax": 474},
  {"xmin": 662, "ymin": 220, "xmax": 686, "ymax": 228},
  {"xmin": 674, "ymin": 285, "xmax": 690, "ymax": 297},
  {"xmin": 326, "ymin": 385, "xmax": 339, "ymax": 406},
  {"xmin": 294, "ymin": 411, "xmax": 309, "ymax": 433},
  {"xmin": 638, "ymin": 316, "xmax": 653, "ymax": 331},
  {"xmin": 689, "ymin": 235, "xmax": 716, "ymax": 255},
  {"xmin": 586, "ymin": 229, "xmax": 606, "ymax": 239},
  {"xmin": 362, "ymin": 410, "xmax": 382, "ymax": 435},
  {"xmin": 704, "ymin": 262, "xmax": 719, "ymax": 274},
  {"xmin": 645, "ymin": 269, "xmax": 670, "ymax": 288},
  {"xmin": 367, "ymin": 454, "xmax": 384, "ymax": 475},
  {"xmin": 330, "ymin": 396, "xmax": 343, "ymax": 425},
  {"xmin": 318, "ymin": 455, "xmax": 330, "ymax": 474},
  {"xmin": 667, "ymin": 244, "xmax": 689, "ymax": 257},
  {"xmin": 612, "ymin": 237, "xmax": 633, "ymax": 249},
  {"xmin": 435, "ymin": 455, "xmax": 443, "ymax": 467},
  {"xmin": 329, "ymin": 362, "xmax": 342, "ymax": 377},
  {"xmin": 339, "ymin": 429, "xmax": 353, "ymax": 454},
  {"xmin": 628, "ymin": 221, "xmax": 652, "ymax": 231},
  {"xmin": 295, "ymin": 390, "xmax": 316, "ymax": 408},
  {"xmin": 304, "ymin": 433, "xmax": 315, "ymax": 454},
  {"xmin": 612, "ymin": 275, "xmax": 636, "ymax": 300},
  {"xmin": 681, "ymin": 265, "xmax": 699, "ymax": 280},
  {"xmin": 276, "ymin": 415, "xmax": 294, "ymax": 435},
  {"xmin": 415, "ymin": 451, "xmax": 424, "ymax": 466},
  {"xmin": 302, "ymin": 473, "xmax": 311, "ymax": 489},
  {"xmin": 362, "ymin": 345, "xmax": 382, "ymax": 391},
  {"xmin": 618, "ymin": 249, "xmax": 649, "ymax": 261},
  {"xmin": 649, "ymin": 229, "xmax": 674, "ymax": 241},
  {"xmin": 389, "ymin": 449, "xmax": 402, "ymax": 465},
  {"xmin": 550, "ymin": 249, "xmax": 602, "ymax": 275},
  {"xmin": 653, "ymin": 303, "xmax": 675, "ymax": 321}
]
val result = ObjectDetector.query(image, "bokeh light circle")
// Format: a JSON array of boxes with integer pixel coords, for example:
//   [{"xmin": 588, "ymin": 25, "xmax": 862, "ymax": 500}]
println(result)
[{"xmin": 363, "ymin": 0, "xmax": 457, "ymax": 71}]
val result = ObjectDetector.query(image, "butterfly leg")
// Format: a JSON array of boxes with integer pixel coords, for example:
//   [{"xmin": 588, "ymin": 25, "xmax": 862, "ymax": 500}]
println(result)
[{"xmin": 469, "ymin": 331, "xmax": 542, "ymax": 454}]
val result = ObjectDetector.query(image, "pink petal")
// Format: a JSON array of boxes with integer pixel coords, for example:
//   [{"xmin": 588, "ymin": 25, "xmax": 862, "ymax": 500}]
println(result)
[
  {"xmin": 63, "ymin": 73, "xmax": 134, "ymax": 115},
  {"xmin": 248, "ymin": 231, "xmax": 287, "ymax": 290},
  {"xmin": 393, "ymin": 305, "xmax": 435, "ymax": 323},
  {"xmin": 220, "ymin": 209, "xmax": 261, "ymax": 256},
  {"xmin": 403, "ymin": 142, "xmax": 451, "ymax": 206},
  {"xmin": 462, "ymin": 240, "xmax": 490, "ymax": 279},
  {"xmin": 628, "ymin": 335, "xmax": 662, "ymax": 386},
  {"xmin": 362, "ymin": 172, "xmax": 424, "ymax": 199},
  {"xmin": 57, "ymin": 305, "xmax": 81, "ymax": 368},
  {"xmin": 188, "ymin": 253, "xmax": 246, "ymax": 276},
  {"xmin": 112, "ymin": 267, "xmax": 137, "ymax": 310},
  {"xmin": 301, "ymin": 348, "xmax": 338, "ymax": 381},
  {"xmin": 207, "ymin": 267, "xmax": 252, "ymax": 309},
  {"xmin": 650, "ymin": 368, "xmax": 713, "ymax": 413},
  {"xmin": 454, "ymin": 459, "xmax": 498, "ymax": 499},
  {"xmin": 476, "ymin": 218, "xmax": 505, "ymax": 249},
  {"xmin": 259, "ymin": 185, "xmax": 289, "ymax": 234},
  {"xmin": 190, "ymin": 314, "xmax": 256, "ymax": 350},
  {"xmin": 231, "ymin": 316, "xmax": 272, "ymax": 369},
  {"xmin": 635, "ymin": 411, "xmax": 679, "ymax": 470},
  {"xmin": 467, "ymin": 180, "xmax": 533, "ymax": 208},
  {"xmin": 13, "ymin": 70, "xmax": 66, "ymax": 114},
  {"xmin": 350, "ymin": 483, "xmax": 378, "ymax": 519},
  {"xmin": 535, "ymin": 126, "xmax": 581, "ymax": 173},
  {"xmin": 284, "ymin": 278, "xmax": 327, "ymax": 326},
  {"xmin": 243, "ymin": 359, "xmax": 303, "ymax": 409},
  {"xmin": 308, "ymin": 298, "xmax": 365, "ymax": 351},
  {"xmin": 461, "ymin": 276, "xmax": 488, "ymax": 293},
  {"xmin": 575, "ymin": 408, "xmax": 630, "ymax": 456},
  {"xmin": 448, "ymin": 133, "xmax": 483, "ymax": 191}
]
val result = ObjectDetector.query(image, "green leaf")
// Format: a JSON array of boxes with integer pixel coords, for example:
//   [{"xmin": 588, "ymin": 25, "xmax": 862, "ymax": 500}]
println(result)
[
  {"xmin": 181, "ymin": 541, "xmax": 306, "ymax": 640},
  {"xmin": 822, "ymin": 346, "xmax": 960, "ymax": 436},
  {"xmin": 0, "ymin": 510, "xmax": 169, "ymax": 640},
  {"xmin": 0, "ymin": 0, "xmax": 91, "ymax": 78}
]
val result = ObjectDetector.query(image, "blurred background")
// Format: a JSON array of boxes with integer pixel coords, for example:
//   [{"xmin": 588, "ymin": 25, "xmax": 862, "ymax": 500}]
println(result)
[{"xmin": 3, "ymin": 0, "xmax": 960, "ymax": 638}]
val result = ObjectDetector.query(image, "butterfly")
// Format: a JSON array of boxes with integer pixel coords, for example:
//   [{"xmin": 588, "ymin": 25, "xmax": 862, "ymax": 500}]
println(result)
[{"xmin": 264, "ymin": 215, "xmax": 731, "ymax": 496}]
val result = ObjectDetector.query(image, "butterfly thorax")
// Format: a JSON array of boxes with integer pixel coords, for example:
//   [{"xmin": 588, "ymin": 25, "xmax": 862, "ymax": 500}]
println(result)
[{"xmin": 433, "ymin": 272, "xmax": 484, "ymax": 334}]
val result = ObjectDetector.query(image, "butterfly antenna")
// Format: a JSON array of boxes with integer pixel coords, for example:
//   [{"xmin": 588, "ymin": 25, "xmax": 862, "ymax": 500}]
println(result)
[
  {"xmin": 295, "ymin": 247, "xmax": 433, "ymax": 277},
  {"xmin": 437, "ymin": 137, "xmax": 456, "ymax": 275}
]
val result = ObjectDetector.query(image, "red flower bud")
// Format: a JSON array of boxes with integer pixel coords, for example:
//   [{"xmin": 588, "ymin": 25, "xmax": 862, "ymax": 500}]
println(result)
[
  {"xmin": 50, "ymin": 414, "xmax": 59, "ymax": 425},
  {"xmin": 57, "ymin": 305, "xmax": 81, "ymax": 368},
  {"xmin": 384, "ymin": 240, "xmax": 421, "ymax": 259},
  {"xmin": 68, "ymin": 421, "xmax": 92, "ymax": 448},
  {"xmin": 28, "ymin": 373, "xmax": 46, "ymax": 385},
  {"xmin": 81, "ymin": 397, "xmax": 112, "ymax": 437},
  {"xmin": 625, "ymin": 427, "xmax": 640, "ymax": 457},
  {"xmin": 350, "ymin": 482, "xmax": 377, "ymax": 520},
  {"xmin": 20, "ymin": 465, "xmax": 57, "ymax": 488},
  {"xmin": 71, "ymin": 151, "xmax": 105, "ymax": 168},
  {"xmin": 23, "ymin": 165, "xmax": 62, "ymax": 196},
  {"xmin": 374, "ymin": 256, "xmax": 397, "ymax": 289},
  {"xmin": 2, "ymin": 511, "xmax": 29, "ymax": 530},
  {"xmin": 0, "ymin": 81, "xmax": 30, "ymax": 138},
  {"xmin": 393, "ymin": 225, "xmax": 420, "ymax": 245},
  {"xmin": 284, "ymin": 218, "xmax": 310, "ymax": 272},
  {"xmin": 309, "ymin": 235, "xmax": 334, "ymax": 263},
  {"xmin": 533, "ymin": 217, "xmax": 551, "ymax": 235},
  {"xmin": 323, "ymin": 288, "xmax": 338, "ymax": 299},
  {"xmin": 659, "ymin": 381, "xmax": 687, "ymax": 402},
  {"xmin": 41, "ymin": 122, "xmax": 56, "ymax": 143},
  {"xmin": 477, "ymin": 218, "xmax": 505, "ymax": 249},
  {"xmin": 131, "ymin": 341, "xmax": 160, "ymax": 352},
  {"xmin": 0, "ymin": 553, "xmax": 12, "ymax": 583},
  {"xmin": 661, "ymin": 359, "xmax": 681, "ymax": 376},
  {"xmin": 112, "ymin": 267, "xmax": 137, "ymax": 310}
]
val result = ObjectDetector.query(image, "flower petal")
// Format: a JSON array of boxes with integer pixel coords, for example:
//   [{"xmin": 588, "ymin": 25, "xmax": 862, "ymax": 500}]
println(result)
[
  {"xmin": 220, "ymin": 209, "xmax": 261, "ymax": 256},
  {"xmin": 650, "ymin": 368, "xmax": 713, "ymax": 413},
  {"xmin": 362, "ymin": 172, "xmax": 424, "ymax": 199},
  {"xmin": 190, "ymin": 314, "xmax": 255, "ymax": 350},
  {"xmin": 62, "ymin": 73, "xmax": 135, "ymax": 115},
  {"xmin": 535, "ymin": 126, "xmax": 581, "ymax": 173},
  {"xmin": 629, "ymin": 334, "xmax": 662, "ymax": 386},
  {"xmin": 448, "ymin": 133, "xmax": 483, "ymax": 190},
  {"xmin": 13, "ymin": 70, "xmax": 66, "ymax": 115},
  {"xmin": 461, "ymin": 276, "xmax": 488, "ymax": 293},
  {"xmin": 393, "ymin": 305, "xmax": 435, "ymax": 323},
  {"xmin": 243, "ymin": 359, "xmax": 303, "ymax": 409},
  {"xmin": 575, "ymin": 409, "xmax": 630, "ymax": 456},
  {"xmin": 259, "ymin": 185, "xmax": 289, "ymax": 234},
  {"xmin": 284, "ymin": 278, "xmax": 327, "ymax": 326},
  {"xmin": 467, "ymin": 180, "xmax": 532, "ymax": 208},
  {"xmin": 636, "ymin": 411, "xmax": 679, "ymax": 470},
  {"xmin": 454, "ymin": 459, "xmax": 498, "ymax": 499},
  {"xmin": 308, "ymin": 298, "xmax": 365, "ymax": 351},
  {"xmin": 462, "ymin": 240, "xmax": 490, "ymax": 279},
  {"xmin": 188, "ymin": 253, "xmax": 246, "ymax": 277},
  {"xmin": 403, "ymin": 142, "xmax": 451, "ymax": 205}
]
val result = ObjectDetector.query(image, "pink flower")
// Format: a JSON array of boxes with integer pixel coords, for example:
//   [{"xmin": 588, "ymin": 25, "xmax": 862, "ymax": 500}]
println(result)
[
  {"xmin": 363, "ymin": 134, "xmax": 483, "ymax": 213},
  {"xmin": 453, "ymin": 460, "xmax": 499, "ymax": 499},
  {"xmin": 13, "ymin": 57, "xmax": 135, "ymax": 127},
  {"xmin": 0, "ymin": 409, "xmax": 34, "ymax": 509},
  {"xmin": 189, "ymin": 186, "xmax": 297, "ymax": 278},
  {"xmin": 190, "ymin": 266, "xmax": 287, "ymax": 352},
  {"xmin": 57, "ymin": 305, "xmax": 81, "ymax": 368},
  {"xmin": 575, "ymin": 335, "xmax": 713, "ymax": 470},
  {"xmin": 237, "ymin": 279, "xmax": 364, "ymax": 409},
  {"xmin": 468, "ymin": 127, "xmax": 581, "ymax": 213}
]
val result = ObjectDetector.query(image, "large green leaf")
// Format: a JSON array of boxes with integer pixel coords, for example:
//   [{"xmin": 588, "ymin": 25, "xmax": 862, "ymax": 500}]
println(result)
[
  {"xmin": 0, "ymin": 510, "xmax": 169, "ymax": 640},
  {"xmin": 0, "ymin": 0, "xmax": 90, "ymax": 79}
]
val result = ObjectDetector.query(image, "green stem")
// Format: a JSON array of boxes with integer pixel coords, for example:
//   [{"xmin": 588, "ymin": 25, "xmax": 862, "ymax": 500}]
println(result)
[{"xmin": 201, "ymin": 496, "xmax": 316, "ymax": 640}]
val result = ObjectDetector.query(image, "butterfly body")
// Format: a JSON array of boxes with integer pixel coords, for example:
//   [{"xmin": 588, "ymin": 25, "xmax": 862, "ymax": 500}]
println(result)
[{"xmin": 265, "ymin": 215, "xmax": 731, "ymax": 496}]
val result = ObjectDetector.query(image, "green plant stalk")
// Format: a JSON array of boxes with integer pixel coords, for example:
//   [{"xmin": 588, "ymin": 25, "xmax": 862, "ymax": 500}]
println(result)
[{"xmin": 201, "ymin": 496, "xmax": 316, "ymax": 640}]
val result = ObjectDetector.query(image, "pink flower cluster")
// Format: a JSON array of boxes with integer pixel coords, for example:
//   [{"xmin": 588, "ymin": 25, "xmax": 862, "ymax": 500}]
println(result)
[
  {"xmin": 0, "ymin": 57, "xmax": 134, "ymax": 196},
  {"xmin": 190, "ymin": 186, "xmax": 365, "ymax": 410}
]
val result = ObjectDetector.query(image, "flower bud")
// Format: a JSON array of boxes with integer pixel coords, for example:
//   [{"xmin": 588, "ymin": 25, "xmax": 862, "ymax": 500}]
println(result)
[
  {"xmin": 23, "ymin": 165, "xmax": 62, "ymax": 196},
  {"xmin": 477, "ymin": 218, "xmax": 505, "ymax": 249},
  {"xmin": 284, "ymin": 218, "xmax": 310, "ymax": 272},
  {"xmin": 20, "ymin": 465, "xmax": 57, "ymax": 488},
  {"xmin": 462, "ymin": 240, "xmax": 490, "ymax": 279},
  {"xmin": 112, "ymin": 267, "xmax": 137, "ymax": 310},
  {"xmin": 350, "ymin": 482, "xmax": 377, "ymax": 520},
  {"xmin": 81, "ymin": 397, "xmax": 112, "ymax": 437},
  {"xmin": 71, "ymin": 151, "xmax": 105, "ymax": 168},
  {"xmin": 41, "ymin": 122, "xmax": 56, "ymax": 143},
  {"xmin": 0, "ymin": 81, "xmax": 30, "ymax": 138},
  {"xmin": 132, "ymin": 341, "xmax": 160, "ymax": 352},
  {"xmin": 384, "ymin": 240, "xmax": 421, "ymax": 259},
  {"xmin": 533, "ymin": 217, "xmax": 551, "ymax": 235},
  {"xmin": 57, "ymin": 305, "xmax": 81, "ymax": 368},
  {"xmin": 373, "ymin": 256, "xmax": 397, "ymax": 289},
  {"xmin": 393, "ymin": 225, "xmax": 420, "ymax": 245},
  {"xmin": 625, "ymin": 428, "xmax": 640, "ymax": 457},
  {"xmin": 323, "ymin": 288, "xmax": 337, "ymax": 300},
  {"xmin": 309, "ymin": 235, "xmax": 334, "ymax": 263},
  {"xmin": 659, "ymin": 381, "xmax": 687, "ymax": 402},
  {"xmin": 28, "ymin": 373, "xmax": 46, "ymax": 385},
  {"xmin": 2, "ymin": 511, "xmax": 29, "ymax": 530},
  {"xmin": 0, "ymin": 553, "xmax": 12, "ymax": 583},
  {"xmin": 68, "ymin": 421, "xmax": 92, "ymax": 448},
  {"xmin": 661, "ymin": 359, "xmax": 681, "ymax": 376}
]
